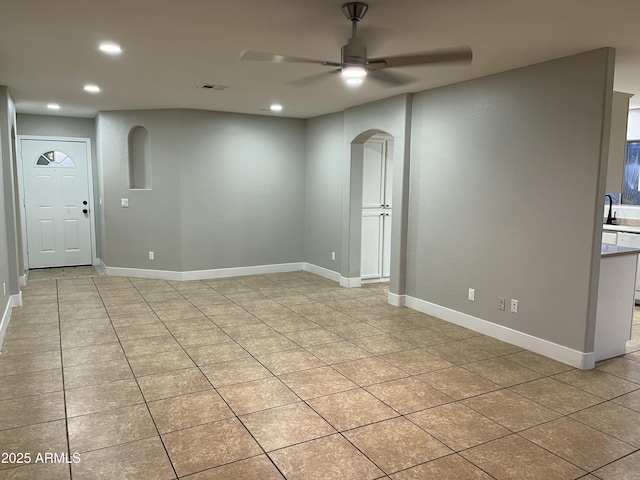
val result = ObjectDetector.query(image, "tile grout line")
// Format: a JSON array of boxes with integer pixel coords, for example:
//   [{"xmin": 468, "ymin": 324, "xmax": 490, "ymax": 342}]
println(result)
[
  {"xmin": 91, "ymin": 275, "xmax": 180, "ymax": 480},
  {"xmin": 52, "ymin": 277, "xmax": 76, "ymax": 480},
  {"xmin": 13, "ymin": 270, "xmax": 640, "ymax": 478},
  {"xmin": 127, "ymin": 277, "xmax": 287, "ymax": 479}
]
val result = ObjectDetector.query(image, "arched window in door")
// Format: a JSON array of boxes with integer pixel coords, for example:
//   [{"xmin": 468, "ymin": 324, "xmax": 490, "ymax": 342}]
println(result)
[{"xmin": 36, "ymin": 150, "xmax": 75, "ymax": 167}]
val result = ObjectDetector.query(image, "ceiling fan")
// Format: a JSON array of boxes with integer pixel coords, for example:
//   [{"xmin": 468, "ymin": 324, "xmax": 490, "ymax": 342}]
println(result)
[{"xmin": 240, "ymin": 2, "xmax": 473, "ymax": 87}]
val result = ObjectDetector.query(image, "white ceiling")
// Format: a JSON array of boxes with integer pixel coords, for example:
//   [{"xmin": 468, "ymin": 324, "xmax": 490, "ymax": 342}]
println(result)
[{"xmin": 2, "ymin": 0, "xmax": 640, "ymax": 119}]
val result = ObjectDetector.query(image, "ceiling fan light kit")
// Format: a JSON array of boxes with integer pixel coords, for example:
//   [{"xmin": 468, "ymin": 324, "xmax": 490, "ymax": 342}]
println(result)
[
  {"xmin": 341, "ymin": 65, "xmax": 367, "ymax": 78},
  {"xmin": 240, "ymin": 2, "xmax": 472, "ymax": 87}
]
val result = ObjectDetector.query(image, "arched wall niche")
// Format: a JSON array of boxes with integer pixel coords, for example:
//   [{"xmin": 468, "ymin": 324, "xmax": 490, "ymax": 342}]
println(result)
[{"xmin": 128, "ymin": 126, "xmax": 151, "ymax": 190}]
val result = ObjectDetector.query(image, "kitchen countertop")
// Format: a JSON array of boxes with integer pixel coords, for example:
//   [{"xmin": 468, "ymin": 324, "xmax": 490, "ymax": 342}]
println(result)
[
  {"xmin": 603, "ymin": 224, "xmax": 640, "ymax": 234},
  {"xmin": 601, "ymin": 244, "xmax": 640, "ymax": 257}
]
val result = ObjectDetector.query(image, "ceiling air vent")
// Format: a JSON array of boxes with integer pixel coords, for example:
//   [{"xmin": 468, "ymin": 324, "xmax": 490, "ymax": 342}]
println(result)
[{"xmin": 199, "ymin": 83, "xmax": 229, "ymax": 91}]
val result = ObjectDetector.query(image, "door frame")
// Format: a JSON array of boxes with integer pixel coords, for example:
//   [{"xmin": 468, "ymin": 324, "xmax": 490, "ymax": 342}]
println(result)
[
  {"xmin": 360, "ymin": 134, "xmax": 393, "ymax": 283},
  {"xmin": 17, "ymin": 135, "xmax": 98, "ymax": 270}
]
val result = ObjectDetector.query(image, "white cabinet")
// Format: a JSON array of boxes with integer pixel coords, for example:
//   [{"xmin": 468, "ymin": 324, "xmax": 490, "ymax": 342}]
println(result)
[
  {"xmin": 595, "ymin": 248, "xmax": 638, "ymax": 362},
  {"xmin": 361, "ymin": 136, "xmax": 393, "ymax": 281},
  {"xmin": 616, "ymin": 232, "xmax": 640, "ymax": 302},
  {"xmin": 602, "ymin": 231, "xmax": 617, "ymax": 245}
]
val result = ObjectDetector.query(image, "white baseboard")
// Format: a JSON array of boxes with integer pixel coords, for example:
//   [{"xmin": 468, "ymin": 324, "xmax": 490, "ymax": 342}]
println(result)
[
  {"xmin": 302, "ymin": 263, "xmax": 341, "ymax": 282},
  {"xmin": 11, "ymin": 292, "xmax": 22, "ymax": 308},
  {"xmin": 101, "ymin": 261, "xmax": 349, "ymax": 285},
  {"xmin": 103, "ymin": 262, "xmax": 307, "ymax": 281},
  {"xmin": 18, "ymin": 274, "xmax": 27, "ymax": 287},
  {"xmin": 0, "ymin": 293, "xmax": 21, "ymax": 352},
  {"xmin": 405, "ymin": 295, "xmax": 595, "ymax": 370},
  {"xmin": 340, "ymin": 276, "xmax": 362, "ymax": 288},
  {"xmin": 96, "ymin": 259, "xmax": 107, "ymax": 276},
  {"xmin": 388, "ymin": 292, "xmax": 406, "ymax": 307}
]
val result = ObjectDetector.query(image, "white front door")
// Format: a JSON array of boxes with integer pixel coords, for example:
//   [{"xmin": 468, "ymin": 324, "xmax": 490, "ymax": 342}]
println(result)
[{"xmin": 20, "ymin": 138, "xmax": 93, "ymax": 268}]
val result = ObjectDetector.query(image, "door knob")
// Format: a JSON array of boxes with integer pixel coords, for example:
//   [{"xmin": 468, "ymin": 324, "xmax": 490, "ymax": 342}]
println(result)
[{"xmin": 83, "ymin": 209, "xmax": 88, "ymax": 214}]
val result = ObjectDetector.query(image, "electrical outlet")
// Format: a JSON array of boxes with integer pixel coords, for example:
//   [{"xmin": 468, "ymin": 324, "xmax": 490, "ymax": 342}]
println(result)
[
  {"xmin": 331, "ymin": 251, "xmax": 336, "ymax": 261},
  {"xmin": 2, "ymin": 283, "xmax": 5, "ymax": 296},
  {"xmin": 498, "ymin": 297, "xmax": 505, "ymax": 311},
  {"xmin": 121, "ymin": 198, "xmax": 129, "ymax": 208},
  {"xmin": 468, "ymin": 288, "xmax": 475, "ymax": 302},
  {"xmin": 511, "ymin": 299, "xmax": 519, "ymax": 313},
  {"xmin": 148, "ymin": 251, "xmax": 155, "ymax": 261}
]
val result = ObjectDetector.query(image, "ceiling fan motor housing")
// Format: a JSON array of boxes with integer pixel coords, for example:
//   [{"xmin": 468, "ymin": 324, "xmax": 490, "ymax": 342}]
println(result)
[{"xmin": 342, "ymin": 36, "xmax": 367, "ymax": 66}]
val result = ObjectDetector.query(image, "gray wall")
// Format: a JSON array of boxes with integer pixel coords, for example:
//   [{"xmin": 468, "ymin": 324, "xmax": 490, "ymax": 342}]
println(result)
[
  {"xmin": 17, "ymin": 114, "xmax": 95, "ymax": 140},
  {"xmin": 0, "ymin": 87, "xmax": 18, "ymax": 315},
  {"xmin": 178, "ymin": 110, "xmax": 305, "ymax": 270},
  {"xmin": 97, "ymin": 109, "xmax": 305, "ymax": 272},
  {"xmin": 304, "ymin": 112, "xmax": 344, "ymax": 271},
  {"xmin": 406, "ymin": 49, "xmax": 614, "ymax": 352},
  {"xmin": 97, "ymin": 110, "xmax": 182, "ymax": 270}
]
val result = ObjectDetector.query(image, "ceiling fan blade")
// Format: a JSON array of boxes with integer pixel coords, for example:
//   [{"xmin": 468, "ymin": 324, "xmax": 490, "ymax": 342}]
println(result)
[
  {"xmin": 367, "ymin": 69, "xmax": 415, "ymax": 87},
  {"xmin": 289, "ymin": 69, "xmax": 341, "ymax": 87},
  {"xmin": 240, "ymin": 50, "xmax": 341, "ymax": 67},
  {"xmin": 368, "ymin": 46, "xmax": 473, "ymax": 70}
]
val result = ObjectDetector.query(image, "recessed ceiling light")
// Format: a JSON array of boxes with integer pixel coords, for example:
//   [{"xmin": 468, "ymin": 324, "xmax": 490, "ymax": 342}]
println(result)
[
  {"xmin": 84, "ymin": 84, "xmax": 101, "ymax": 93},
  {"xmin": 47, "ymin": 103, "xmax": 61, "ymax": 110},
  {"xmin": 270, "ymin": 104, "xmax": 283, "ymax": 112},
  {"xmin": 99, "ymin": 42, "xmax": 122, "ymax": 55}
]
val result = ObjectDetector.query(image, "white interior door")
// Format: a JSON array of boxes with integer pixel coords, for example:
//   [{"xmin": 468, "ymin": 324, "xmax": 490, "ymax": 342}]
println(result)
[
  {"xmin": 362, "ymin": 139, "xmax": 385, "ymax": 209},
  {"xmin": 20, "ymin": 138, "xmax": 92, "ymax": 268},
  {"xmin": 382, "ymin": 212, "xmax": 392, "ymax": 278},
  {"xmin": 361, "ymin": 211, "xmax": 383, "ymax": 279},
  {"xmin": 384, "ymin": 141, "xmax": 393, "ymax": 208},
  {"xmin": 361, "ymin": 135, "xmax": 393, "ymax": 281}
]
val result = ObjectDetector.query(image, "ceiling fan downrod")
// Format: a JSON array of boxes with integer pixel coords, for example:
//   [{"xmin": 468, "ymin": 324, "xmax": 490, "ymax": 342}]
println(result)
[
  {"xmin": 342, "ymin": 1, "xmax": 368, "ymax": 37},
  {"xmin": 341, "ymin": 2, "xmax": 368, "ymax": 69}
]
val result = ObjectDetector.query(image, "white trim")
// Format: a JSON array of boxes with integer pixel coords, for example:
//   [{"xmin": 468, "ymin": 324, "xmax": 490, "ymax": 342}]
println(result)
[
  {"xmin": 405, "ymin": 295, "xmax": 595, "ymax": 370},
  {"xmin": 362, "ymin": 277, "xmax": 391, "ymax": 284},
  {"xmin": 95, "ymin": 258, "xmax": 106, "ymax": 276},
  {"xmin": 184, "ymin": 263, "xmax": 304, "ymax": 281},
  {"xmin": 340, "ymin": 276, "xmax": 362, "ymax": 288},
  {"xmin": 102, "ymin": 262, "xmax": 307, "ymax": 282},
  {"xmin": 302, "ymin": 263, "xmax": 341, "ymax": 282},
  {"xmin": 18, "ymin": 274, "xmax": 27, "ymax": 287},
  {"xmin": 0, "ymin": 293, "xmax": 21, "ymax": 352},
  {"xmin": 388, "ymin": 292, "xmax": 406, "ymax": 307},
  {"xmin": 17, "ymin": 135, "xmax": 97, "ymax": 270},
  {"xmin": 11, "ymin": 292, "xmax": 22, "ymax": 308},
  {"xmin": 101, "ymin": 261, "xmax": 348, "ymax": 285}
]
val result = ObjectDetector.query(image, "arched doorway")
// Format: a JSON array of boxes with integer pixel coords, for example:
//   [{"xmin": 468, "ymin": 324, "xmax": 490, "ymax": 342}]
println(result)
[
  {"xmin": 361, "ymin": 133, "xmax": 394, "ymax": 283},
  {"xmin": 341, "ymin": 129, "xmax": 400, "ymax": 290}
]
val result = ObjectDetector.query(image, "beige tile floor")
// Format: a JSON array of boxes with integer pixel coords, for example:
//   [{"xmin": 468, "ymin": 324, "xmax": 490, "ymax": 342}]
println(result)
[{"xmin": 1, "ymin": 269, "xmax": 640, "ymax": 479}]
